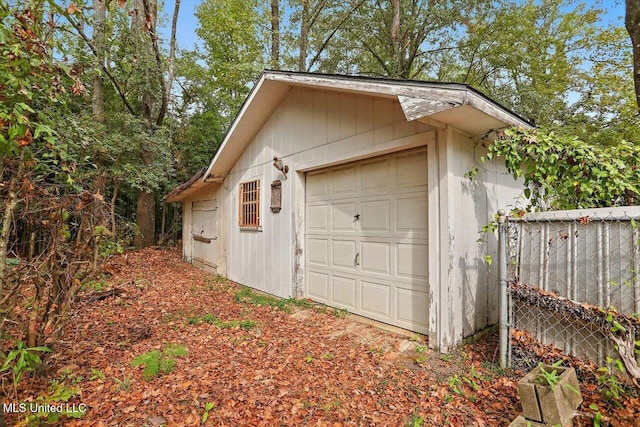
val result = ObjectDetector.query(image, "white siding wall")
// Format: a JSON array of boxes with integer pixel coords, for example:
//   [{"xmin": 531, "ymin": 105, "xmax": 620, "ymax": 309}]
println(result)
[
  {"xmin": 215, "ymin": 87, "xmax": 432, "ymax": 298},
  {"xmin": 445, "ymin": 130, "xmax": 524, "ymax": 341}
]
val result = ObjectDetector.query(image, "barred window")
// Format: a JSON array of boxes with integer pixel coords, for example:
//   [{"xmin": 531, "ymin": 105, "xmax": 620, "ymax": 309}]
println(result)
[{"xmin": 239, "ymin": 180, "xmax": 260, "ymax": 228}]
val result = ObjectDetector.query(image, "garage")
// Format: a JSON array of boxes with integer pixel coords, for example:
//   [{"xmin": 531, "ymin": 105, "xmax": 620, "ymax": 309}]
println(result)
[
  {"xmin": 305, "ymin": 147, "xmax": 429, "ymax": 332},
  {"xmin": 167, "ymin": 71, "xmax": 530, "ymax": 349}
]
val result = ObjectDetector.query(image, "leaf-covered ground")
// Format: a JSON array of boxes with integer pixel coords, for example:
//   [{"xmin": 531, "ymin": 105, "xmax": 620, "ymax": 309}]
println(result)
[{"xmin": 6, "ymin": 248, "xmax": 640, "ymax": 426}]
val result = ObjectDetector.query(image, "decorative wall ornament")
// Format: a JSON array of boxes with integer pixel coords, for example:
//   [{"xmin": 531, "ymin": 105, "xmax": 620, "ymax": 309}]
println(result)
[
  {"xmin": 273, "ymin": 156, "xmax": 289, "ymax": 179},
  {"xmin": 270, "ymin": 180, "xmax": 282, "ymax": 213}
]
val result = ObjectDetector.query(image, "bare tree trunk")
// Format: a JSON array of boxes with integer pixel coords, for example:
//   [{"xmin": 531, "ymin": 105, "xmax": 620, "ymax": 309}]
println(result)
[
  {"xmin": 391, "ymin": 0, "xmax": 400, "ymax": 41},
  {"xmin": 92, "ymin": 0, "xmax": 106, "ymax": 123},
  {"xmin": 110, "ymin": 180, "xmax": 119, "ymax": 238},
  {"xmin": 627, "ymin": 0, "xmax": 640, "ymax": 110},
  {"xmin": 298, "ymin": 1, "xmax": 309, "ymax": 71},
  {"xmin": 271, "ymin": 0, "xmax": 280, "ymax": 68},
  {"xmin": 134, "ymin": 190, "xmax": 155, "ymax": 247},
  {"xmin": 0, "ymin": 186, "xmax": 18, "ymax": 291},
  {"xmin": 28, "ymin": 232, "xmax": 35, "ymax": 262},
  {"xmin": 132, "ymin": 0, "xmax": 160, "ymax": 248},
  {"xmin": 390, "ymin": 0, "xmax": 401, "ymax": 77},
  {"xmin": 165, "ymin": 0, "xmax": 180, "ymax": 103},
  {"xmin": 159, "ymin": 200, "xmax": 169, "ymax": 245},
  {"xmin": 307, "ymin": 0, "xmax": 366, "ymax": 71}
]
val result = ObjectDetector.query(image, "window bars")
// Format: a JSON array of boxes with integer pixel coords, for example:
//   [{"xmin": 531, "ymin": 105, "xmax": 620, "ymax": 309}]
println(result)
[{"xmin": 239, "ymin": 180, "xmax": 260, "ymax": 228}]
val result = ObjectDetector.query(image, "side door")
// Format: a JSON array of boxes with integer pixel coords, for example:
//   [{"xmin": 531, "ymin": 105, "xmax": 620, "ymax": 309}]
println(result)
[{"xmin": 191, "ymin": 200, "xmax": 218, "ymax": 272}]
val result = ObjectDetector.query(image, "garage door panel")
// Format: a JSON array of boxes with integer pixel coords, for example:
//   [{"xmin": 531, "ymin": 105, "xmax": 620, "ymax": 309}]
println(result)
[
  {"xmin": 396, "ymin": 288, "xmax": 428, "ymax": 330},
  {"xmin": 360, "ymin": 200, "xmax": 390, "ymax": 232},
  {"xmin": 307, "ymin": 239, "xmax": 329, "ymax": 266},
  {"xmin": 397, "ymin": 243, "xmax": 428, "ymax": 279},
  {"xmin": 396, "ymin": 196, "xmax": 428, "ymax": 232},
  {"xmin": 396, "ymin": 150, "xmax": 428, "ymax": 188},
  {"xmin": 332, "ymin": 240, "xmax": 356, "ymax": 269},
  {"xmin": 308, "ymin": 204, "xmax": 329, "ymax": 231},
  {"xmin": 332, "ymin": 276, "xmax": 356, "ymax": 308},
  {"xmin": 361, "ymin": 159, "xmax": 389, "ymax": 193},
  {"xmin": 306, "ymin": 147, "xmax": 429, "ymax": 333},
  {"xmin": 308, "ymin": 271, "xmax": 329, "ymax": 301},
  {"xmin": 333, "ymin": 166, "xmax": 357, "ymax": 196},
  {"xmin": 307, "ymin": 172, "xmax": 329, "ymax": 200},
  {"xmin": 361, "ymin": 241, "xmax": 390, "ymax": 275},
  {"xmin": 361, "ymin": 281, "xmax": 391, "ymax": 317},
  {"xmin": 332, "ymin": 203, "xmax": 356, "ymax": 231}
]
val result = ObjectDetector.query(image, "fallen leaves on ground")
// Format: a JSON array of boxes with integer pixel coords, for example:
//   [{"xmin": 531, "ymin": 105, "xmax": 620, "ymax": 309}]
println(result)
[{"xmin": 6, "ymin": 248, "xmax": 638, "ymax": 426}]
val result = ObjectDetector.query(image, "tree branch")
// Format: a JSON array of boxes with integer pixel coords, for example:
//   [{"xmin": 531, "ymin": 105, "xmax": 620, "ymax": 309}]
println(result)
[
  {"xmin": 56, "ymin": 7, "xmax": 137, "ymax": 117},
  {"xmin": 307, "ymin": 0, "xmax": 366, "ymax": 71},
  {"xmin": 164, "ymin": 0, "xmax": 180, "ymax": 116}
]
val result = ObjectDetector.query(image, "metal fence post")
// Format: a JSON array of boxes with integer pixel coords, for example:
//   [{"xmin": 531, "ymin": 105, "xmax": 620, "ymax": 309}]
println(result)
[{"xmin": 497, "ymin": 209, "xmax": 508, "ymax": 368}]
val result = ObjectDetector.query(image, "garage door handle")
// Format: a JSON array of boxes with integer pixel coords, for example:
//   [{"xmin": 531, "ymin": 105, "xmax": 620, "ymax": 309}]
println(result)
[
  {"xmin": 354, "ymin": 214, "xmax": 360, "ymax": 220},
  {"xmin": 354, "ymin": 252, "xmax": 360, "ymax": 267}
]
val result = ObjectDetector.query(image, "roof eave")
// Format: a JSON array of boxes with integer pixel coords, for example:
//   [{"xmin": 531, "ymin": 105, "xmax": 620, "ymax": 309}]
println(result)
[{"xmin": 166, "ymin": 71, "xmax": 533, "ymax": 202}]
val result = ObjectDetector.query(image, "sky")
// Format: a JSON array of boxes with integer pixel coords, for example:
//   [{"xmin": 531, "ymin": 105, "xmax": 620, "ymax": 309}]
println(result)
[
  {"xmin": 158, "ymin": 0, "xmax": 628, "ymax": 53},
  {"xmin": 159, "ymin": 0, "xmax": 203, "ymax": 50}
]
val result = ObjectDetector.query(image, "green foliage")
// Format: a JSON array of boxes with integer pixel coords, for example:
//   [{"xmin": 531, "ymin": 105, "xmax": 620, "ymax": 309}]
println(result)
[
  {"xmin": 0, "ymin": 340, "xmax": 51, "ymax": 394},
  {"xmin": 589, "ymin": 403, "xmax": 603, "ymax": 427},
  {"xmin": 195, "ymin": 0, "xmax": 265, "ymax": 118},
  {"xmin": 202, "ymin": 401, "xmax": 215, "ymax": 423},
  {"xmin": 234, "ymin": 287, "xmax": 306, "ymax": 312},
  {"xmin": 534, "ymin": 360, "xmax": 579, "ymax": 395},
  {"xmin": 318, "ymin": 0, "xmax": 460, "ymax": 79},
  {"xmin": 597, "ymin": 357, "xmax": 632, "ymax": 407},
  {"xmin": 487, "ymin": 128, "xmax": 640, "ymax": 210},
  {"xmin": 448, "ymin": 374, "xmax": 464, "ymax": 395},
  {"xmin": 404, "ymin": 410, "xmax": 424, "ymax": 427},
  {"xmin": 114, "ymin": 373, "xmax": 132, "ymax": 391},
  {"xmin": 23, "ymin": 380, "xmax": 86, "ymax": 424},
  {"xmin": 188, "ymin": 313, "xmax": 219, "ymax": 325},
  {"xmin": 187, "ymin": 312, "xmax": 256, "ymax": 330},
  {"xmin": 453, "ymin": 0, "xmax": 609, "ymax": 126},
  {"xmin": 0, "ymin": 5, "xmax": 78, "ymax": 188},
  {"xmin": 534, "ymin": 360, "xmax": 564, "ymax": 389},
  {"xmin": 130, "ymin": 344, "xmax": 188, "ymax": 381},
  {"xmin": 217, "ymin": 319, "xmax": 257, "ymax": 330},
  {"xmin": 90, "ymin": 368, "xmax": 106, "ymax": 382},
  {"xmin": 414, "ymin": 344, "xmax": 428, "ymax": 366},
  {"xmin": 83, "ymin": 279, "xmax": 106, "ymax": 292},
  {"xmin": 99, "ymin": 239, "xmax": 124, "ymax": 258}
]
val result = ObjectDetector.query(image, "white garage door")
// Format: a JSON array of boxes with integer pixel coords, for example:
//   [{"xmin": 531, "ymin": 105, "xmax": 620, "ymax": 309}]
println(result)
[{"xmin": 305, "ymin": 147, "xmax": 429, "ymax": 333}]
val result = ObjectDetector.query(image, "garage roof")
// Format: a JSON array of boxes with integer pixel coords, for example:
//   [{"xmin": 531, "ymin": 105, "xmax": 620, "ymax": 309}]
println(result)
[{"xmin": 166, "ymin": 70, "xmax": 531, "ymax": 203}]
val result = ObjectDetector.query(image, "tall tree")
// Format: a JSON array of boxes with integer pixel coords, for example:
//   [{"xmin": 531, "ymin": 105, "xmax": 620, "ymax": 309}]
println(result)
[
  {"xmin": 325, "ymin": 0, "xmax": 461, "ymax": 78},
  {"xmin": 284, "ymin": 0, "xmax": 367, "ymax": 72},
  {"xmin": 196, "ymin": 0, "xmax": 265, "ymax": 118},
  {"xmin": 451, "ymin": 0, "xmax": 608, "ymax": 127},
  {"xmin": 627, "ymin": 0, "xmax": 640, "ymax": 109},
  {"xmin": 59, "ymin": 0, "xmax": 179, "ymax": 247},
  {"xmin": 564, "ymin": 26, "xmax": 638, "ymax": 146}
]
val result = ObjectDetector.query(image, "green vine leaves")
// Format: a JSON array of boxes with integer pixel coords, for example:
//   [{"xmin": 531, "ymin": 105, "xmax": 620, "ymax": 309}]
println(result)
[{"xmin": 481, "ymin": 128, "xmax": 640, "ymax": 211}]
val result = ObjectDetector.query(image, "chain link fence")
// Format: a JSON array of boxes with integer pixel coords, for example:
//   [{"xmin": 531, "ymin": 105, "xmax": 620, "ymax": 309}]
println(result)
[{"xmin": 497, "ymin": 206, "xmax": 640, "ymax": 370}]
